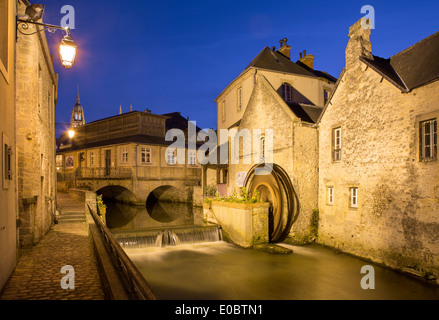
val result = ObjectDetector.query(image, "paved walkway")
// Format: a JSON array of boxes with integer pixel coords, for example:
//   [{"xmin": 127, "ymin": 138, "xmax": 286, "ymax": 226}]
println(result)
[{"xmin": 0, "ymin": 193, "xmax": 105, "ymax": 300}]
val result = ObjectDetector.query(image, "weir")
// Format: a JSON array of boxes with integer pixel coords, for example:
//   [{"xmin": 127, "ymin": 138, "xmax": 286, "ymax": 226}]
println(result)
[{"xmin": 113, "ymin": 225, "xmax": 223, "ymax": 248}]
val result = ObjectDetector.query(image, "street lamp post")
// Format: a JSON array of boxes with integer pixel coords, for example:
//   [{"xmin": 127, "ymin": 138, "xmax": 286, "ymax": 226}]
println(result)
[{"xmin": 16, "ymin": 3, "xmax": 78, "ymax": 69}]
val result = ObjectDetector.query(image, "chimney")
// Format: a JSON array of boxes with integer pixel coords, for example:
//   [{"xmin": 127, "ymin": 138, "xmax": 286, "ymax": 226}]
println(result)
[
  {"xmin": 299, "ymin": 50, "xmax": 315, "ymax": 69},
  {"xmin": 145, "ymin": 108, "xmax": 151, "ymax": 114},
  {"xmin": 277, "ymin": 38, "xmax": 291, "ymax": 60},
  {"xmin": 345, "ymin": 18, "xmax": 372, "ymax": 69}
]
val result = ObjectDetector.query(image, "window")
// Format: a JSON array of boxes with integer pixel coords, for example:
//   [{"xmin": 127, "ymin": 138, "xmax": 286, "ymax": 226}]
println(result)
[
  {"xmin": 260, "ymin": 136, "xmax": 265, "ymax": 161},
  {"xmin": 332, "ymin": 127, "xmax": 341, "ymax": 161},
  {"xmin": 420, "ymin": 119, "xmax": 437, "ymax": 161},
  {"xmin": 327, "ymin": 187, "xmax": 334, "ymax": 205},
  {"xmin": 141, "ymin": 147, "xmax": 151, "ymax": 164},
  {"xmin": 166, "ymin": 148, "xmax": 176, "ymax": 165},
  {"xmin": 324, "ymin": 89, "xmax": 330, "ymax": 105},
  {"xmin": 281, "ymin": 83, "xmax": 292, "ymax": 102},
  {"xmin": 237, "ymin": 87, "xmax": 242, "ymax": 111},
  {"xmin": 222, "ymin": 101, "xmax": 226, "ymax": 122},
  {"xmin": 121, "ymin": 147, "xmax": 128, "ymax": 163},
  {"xmin": 90, "ymin": 151, "xmax": 95, "ymax": 166},
  {"xmin": 350, "ymin": 187, "xmax": 358, "ymax": 208},
  {"xmin": 189, "ymin": 150, "xmax": 196, "ymax": 165}
]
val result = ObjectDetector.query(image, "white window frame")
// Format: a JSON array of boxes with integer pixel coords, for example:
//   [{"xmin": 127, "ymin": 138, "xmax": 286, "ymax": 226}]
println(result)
[
  {"xmin": 141, "ymin": 147, "xmax": 151, "ymax": 164},
  {"xmin": 189, "ymin": 150, "xmax": 197, "ymax": 166},
  {"xmin": 327, "ymin": 187, "xmax": 334, "ymax": 205},
  {"xmin": 121, "ymin": 147, "xmax": 128, "ymax": 163},
  {"xmin": 350, "ymin": 187, "xmax": 358, "ymax": 208},
  {"xmin": 237, "ymin": 87, "xmax": 242, "ymax": 111},
  {"xmin": 420, "ymin": 119, "xmax": 437, "ymax": 162},
  {"xmin": 332, "ymin": 127, "xmax": 341, "ymax": 161},
  {"xmin": 166, "ymin": 148, "xmax": 176, "ymax": 165}
]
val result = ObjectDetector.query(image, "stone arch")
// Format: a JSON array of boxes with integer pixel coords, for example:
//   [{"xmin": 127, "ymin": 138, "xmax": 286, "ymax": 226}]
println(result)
[
  {"xmin": 96, "ymin": 185, "xmax": 138, "ymax": 205},
  {"xmin": 146, "ymin": 185, "xmax": 189, "ymax": 223}
]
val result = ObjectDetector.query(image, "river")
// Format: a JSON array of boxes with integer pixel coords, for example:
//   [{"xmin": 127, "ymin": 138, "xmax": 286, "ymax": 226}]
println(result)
[{"xmin": 106, "ymin": 201, "xmax": 439, "ymax": 300}]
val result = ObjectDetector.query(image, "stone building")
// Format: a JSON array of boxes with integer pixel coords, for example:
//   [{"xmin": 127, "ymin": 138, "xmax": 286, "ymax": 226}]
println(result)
[
  {"xmin": 318, "ymin": 20, "xmax": 439, "ymax": 275},
  {"xmin": 210, "ymin": 39, "xmax": 337, "ymax": 242},
  {"xmin": 15, "ymin": 0, "xmax": 58, "ymax": 247},
  {"xmin": 0, "ymin": 0, "xmax": 18, "ymax": 291},
  {"xmin": 57, "ymin": 109, "xmax": 204, "ymax": 207}
]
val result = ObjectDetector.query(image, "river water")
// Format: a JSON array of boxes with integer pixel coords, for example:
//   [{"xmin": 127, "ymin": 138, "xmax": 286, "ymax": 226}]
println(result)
[{"xmin": 106, "ymin": 201, "xmax": 439, "ymax": 300}]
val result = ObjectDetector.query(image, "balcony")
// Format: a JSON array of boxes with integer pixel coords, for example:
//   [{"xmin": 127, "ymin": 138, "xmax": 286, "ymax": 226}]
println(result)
[{"xmin": 75, "ymin": 167, "xmax": 133, "ymax": 179}]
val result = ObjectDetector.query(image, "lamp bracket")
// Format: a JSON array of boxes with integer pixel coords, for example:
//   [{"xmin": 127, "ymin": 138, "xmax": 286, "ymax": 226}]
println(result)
[{"xmin": 16, "ymin": 18, "xmax": 69, "ymax": 37}]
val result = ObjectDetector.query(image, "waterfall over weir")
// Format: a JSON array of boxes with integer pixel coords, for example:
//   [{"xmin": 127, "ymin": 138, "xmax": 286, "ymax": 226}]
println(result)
[{"xmin": 114, "ymin": 225, "xmax": 223, "ymax": 248}]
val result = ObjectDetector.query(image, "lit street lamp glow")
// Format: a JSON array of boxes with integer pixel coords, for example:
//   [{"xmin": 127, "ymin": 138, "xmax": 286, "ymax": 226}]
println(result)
[
  {"xmin": 59, "ymin": 34, "xmax": 77, "ymax": 69},
  {"xmin": 68, "ymin": 129, "xmax": 75, "ymax": 138}
]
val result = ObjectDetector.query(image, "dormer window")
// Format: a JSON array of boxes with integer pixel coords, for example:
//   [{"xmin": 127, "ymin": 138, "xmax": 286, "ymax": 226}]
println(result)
[{"xmin": 281, "ymin": 83, "xmax": 292, "ymax": 102}]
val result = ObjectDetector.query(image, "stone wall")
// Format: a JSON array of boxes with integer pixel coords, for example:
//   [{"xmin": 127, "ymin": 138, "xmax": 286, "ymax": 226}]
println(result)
[
  {"xmin": 16, "ymin": 1, "xmax": 58, "ymax": 247},
  {"xmin": 318, "ymin": 20, "xmax": 439, "ymax": 276},
  {"xmin": 206, "ymin": 201, "xmax": 270, "ymax": 248},
  {"xmin": 0, "ymin": 0, "xmax": 17, "ymax": 292}
]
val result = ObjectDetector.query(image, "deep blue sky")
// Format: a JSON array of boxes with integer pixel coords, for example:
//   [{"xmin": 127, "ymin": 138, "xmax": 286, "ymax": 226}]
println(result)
[{"xmin": 41, "ymin": 0, "xmax": 439, "ymax": 136}]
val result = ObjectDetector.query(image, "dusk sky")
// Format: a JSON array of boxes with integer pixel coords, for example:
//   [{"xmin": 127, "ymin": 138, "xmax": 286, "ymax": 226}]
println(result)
[{"xmin": 42, "ymin": 0, "xmax": 439, "ymax": 136}]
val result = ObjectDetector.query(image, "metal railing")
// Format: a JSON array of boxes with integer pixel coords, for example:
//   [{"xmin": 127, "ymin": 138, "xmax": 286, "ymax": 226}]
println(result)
[{"xmin": 87, "ymin": 204, "xmax": 156, "ymax": 300}]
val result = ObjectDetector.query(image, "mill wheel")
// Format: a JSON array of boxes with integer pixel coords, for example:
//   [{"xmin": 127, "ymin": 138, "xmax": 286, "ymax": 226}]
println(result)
[{"xmin": 244, "ymin": 164, "xmax": 299, "ymax": 243}]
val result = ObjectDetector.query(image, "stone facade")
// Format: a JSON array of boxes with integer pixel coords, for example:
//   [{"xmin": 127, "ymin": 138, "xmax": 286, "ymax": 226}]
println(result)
[
  {"xmin": 318, "ymin": 20, "xmax": 439, "ymax": 276},
  {"xmin": 227, "ymin": 74, "xmax": 320, "ymax": 241},
  {"xmin": 15, "ymin": 1, "xmax": 58, "ymax": 247},
  {"xmin": 210, "ymin": 40, "xmax": 336, "ymax": 242},
  {"xmin": 0, "ymin": 0, "xmax": 18, "ymax": 291}
]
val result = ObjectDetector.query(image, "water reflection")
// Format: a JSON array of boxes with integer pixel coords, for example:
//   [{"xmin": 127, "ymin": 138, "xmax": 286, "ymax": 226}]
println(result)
[{"xmin": 105, "ymin": 201, "xmax": 203, "ymax": 232}]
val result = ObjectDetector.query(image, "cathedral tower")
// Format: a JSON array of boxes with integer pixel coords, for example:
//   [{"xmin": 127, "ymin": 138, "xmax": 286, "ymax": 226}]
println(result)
[{"xmin": 70, "ymin": 87, "xmax": 85, "ymax": 128}]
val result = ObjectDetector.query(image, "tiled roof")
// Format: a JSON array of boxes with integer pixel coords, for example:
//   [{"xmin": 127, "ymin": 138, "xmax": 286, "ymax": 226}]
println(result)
[{"xmin": 360, "ymin": 31, "xmax": 439, "ymax": 92}]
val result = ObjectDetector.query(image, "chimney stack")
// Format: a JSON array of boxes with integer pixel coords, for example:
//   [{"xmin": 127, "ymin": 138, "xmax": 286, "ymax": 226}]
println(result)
[
  {"xmin": 299, "ymin": 49, "xmax": 315, "ymax": 69},
  {"xmin": 277, "ymin": 37, "xmax": 291, "ymax": 60}
]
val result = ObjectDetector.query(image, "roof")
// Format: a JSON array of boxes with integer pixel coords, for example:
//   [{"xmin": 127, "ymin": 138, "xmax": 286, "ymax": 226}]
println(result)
[
  {"xmin": 360, "ymin": 31, "xmax": 439, "ymax": 92},
  {"xmin": 162, "ymin": 112, "xmax": 204, "ymax": 133},
  {"xmin": 246, "ymin": 47, "xmax": 317, "ymax": 77},
  {"xmin": 296, "ymin": 60, "xmax": 338, "ymax": 83},
  {"xmin": 286, "ymin": 102, "xmax": 323, "ymax": 124}
]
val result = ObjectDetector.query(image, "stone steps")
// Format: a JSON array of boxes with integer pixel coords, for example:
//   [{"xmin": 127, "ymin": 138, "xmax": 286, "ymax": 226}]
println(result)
[{"xmin": 57, "ymin": 211, "xmax": 86, "ymax": 224}]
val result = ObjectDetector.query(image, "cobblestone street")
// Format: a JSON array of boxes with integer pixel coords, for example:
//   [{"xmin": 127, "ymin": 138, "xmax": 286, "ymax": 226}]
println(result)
[{"xmin": 0, "ymin": 194, "xmax": 104, "ymax": 300}]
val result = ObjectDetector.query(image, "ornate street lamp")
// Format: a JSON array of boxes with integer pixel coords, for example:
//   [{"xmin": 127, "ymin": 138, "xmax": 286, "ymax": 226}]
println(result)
[
  {"xmin": 59, "ymin": 31, "xmax": 77, "ymax": 69},
  {"xmin": 17, "ymin": 4, "xmax": 78, "ymax": 69}
]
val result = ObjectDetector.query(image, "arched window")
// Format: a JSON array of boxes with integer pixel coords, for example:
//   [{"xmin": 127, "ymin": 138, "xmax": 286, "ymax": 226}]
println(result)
[{"xmin": 281, "ymin": 83, "xmax": 292, "ymax": 102}]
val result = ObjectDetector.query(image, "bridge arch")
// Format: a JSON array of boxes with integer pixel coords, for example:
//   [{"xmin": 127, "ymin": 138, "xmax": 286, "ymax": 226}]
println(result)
[
  {"xmin": 96, "ymin": 185, "xmax": 138, "ymax": 205},
  {"xmin": 146, "ymin": 185, "xmax": 189, "ymax": 223}
]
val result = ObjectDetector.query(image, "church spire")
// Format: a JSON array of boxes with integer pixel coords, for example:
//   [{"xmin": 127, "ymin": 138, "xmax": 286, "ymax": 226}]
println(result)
[
  {"xmin": 70, "ymin": 86, "xmax": 85, "ymax": 128},
  {"xmin": 76, "ymin": 84, "xmax": 80, "ymax": 104}
]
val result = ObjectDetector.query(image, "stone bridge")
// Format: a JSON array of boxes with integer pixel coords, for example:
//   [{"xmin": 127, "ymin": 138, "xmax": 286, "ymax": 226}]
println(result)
[{"xmin": 68, "ymin": 166, "xmax": 203, "ymax": 207}]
